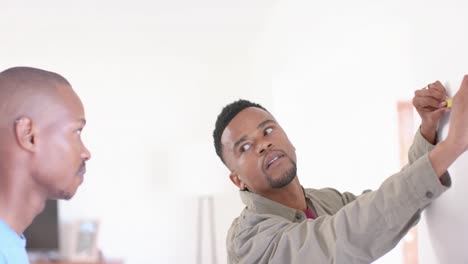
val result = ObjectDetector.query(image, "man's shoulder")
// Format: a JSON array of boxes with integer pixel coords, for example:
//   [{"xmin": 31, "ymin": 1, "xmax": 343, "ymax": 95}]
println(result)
[
  {"xmin": 0, "ymin": 247, "xmax": 9, "ymax": 264},
  {"xmin": 227, "ymin": 208, "xmax": 290, "ymax": 241},
  {"xmin": 304, "ymin": 187, "xmax": 360, "ymax": 210},
  {"xmin": 228, "ymin": 209, "xmax": 275, "ymax": 232},
  {"xmin": 0, "ymin": 243, "xmax": 29, "ymax": 264},
  {"xmin": 0, "ymin": 249, "xmax": 6, "ymax": 263},
  {"xmin": 304, "ymin": 187, "xmax": 345, "ymax": 198},
  {"xmin": 227, "ymin": 208, "xmax": 292, "ymax": 260}
]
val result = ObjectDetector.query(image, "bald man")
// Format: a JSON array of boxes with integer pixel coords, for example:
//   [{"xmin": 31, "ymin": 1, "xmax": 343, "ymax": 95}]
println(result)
[{"xmin": 0, "ymin": 67, "xmax": 91, "ymax": 263}]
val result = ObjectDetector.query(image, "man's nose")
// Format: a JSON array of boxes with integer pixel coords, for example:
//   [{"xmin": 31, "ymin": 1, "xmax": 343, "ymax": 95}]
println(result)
[
  {"xmin": 81, "ymin": 144, "xmax": 91, "ymax": 161},
  {"xmin": 256, "ymin": 141, "xmax": 273, "ymax": 155}
]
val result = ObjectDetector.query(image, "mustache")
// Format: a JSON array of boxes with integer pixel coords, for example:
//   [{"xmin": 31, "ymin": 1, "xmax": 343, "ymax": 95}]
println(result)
[{"xmin": 77, "ymin": 162, "xmax": 86, "ymax": 174}]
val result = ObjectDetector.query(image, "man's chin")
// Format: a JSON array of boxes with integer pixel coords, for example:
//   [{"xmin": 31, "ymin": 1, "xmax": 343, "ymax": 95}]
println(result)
[
  {"xmin": 78, "ymin": 174, "xmax": 84, "ymax": 184},
  {"xmin": 265, "ymin": 158, "xmax": 297, "ymax": 186},
  {"xmin": 62, "ymin": 191, "xmax": 76, "ymax": 200},
  {"xmin": 52, "ymin": 188, "xmax": 77, "ymax": 200},
  {"xmin": 267, "ymin": 168, "xmax": 297, "ymax": 189}
]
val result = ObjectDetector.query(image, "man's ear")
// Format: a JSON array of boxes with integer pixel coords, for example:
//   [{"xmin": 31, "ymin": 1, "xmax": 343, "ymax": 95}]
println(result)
[
  {"xmin": 14, "ymin": 117, "xmax": 36, "ymax": 152},
  {"xmin": 229, "ymin": 172, "xmax": 247, "ymax": 190}
]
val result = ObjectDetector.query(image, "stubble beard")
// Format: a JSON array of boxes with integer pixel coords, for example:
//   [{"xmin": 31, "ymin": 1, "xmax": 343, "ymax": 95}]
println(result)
[{"xmin": 266, "ymin": 158, "xmax": 297, "ymax": 189}]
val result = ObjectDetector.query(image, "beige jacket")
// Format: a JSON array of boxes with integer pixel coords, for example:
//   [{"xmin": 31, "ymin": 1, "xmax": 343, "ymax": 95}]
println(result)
[{"xmin": 226, "ymin": 130, "xmax": 451, "ymax": 264}]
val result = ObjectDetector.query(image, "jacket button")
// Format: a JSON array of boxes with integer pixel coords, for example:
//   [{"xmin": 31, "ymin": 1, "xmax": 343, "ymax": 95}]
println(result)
[{"xmin": 426, "ymin": 191, "xmax": 434, "ymax": 199}]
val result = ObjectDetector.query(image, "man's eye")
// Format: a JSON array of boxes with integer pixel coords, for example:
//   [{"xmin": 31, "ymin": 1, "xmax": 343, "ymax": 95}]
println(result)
[
  {"xmin": 264, "ymin": 127, "xmax": 273, "ymax": 136},
  {"xmin": 75, "ymin": 129, "xmax": 82, "ymax": 136},
  {"xmin": 240, "ymin": 143, "xmax": 251, "ymax": 153}
]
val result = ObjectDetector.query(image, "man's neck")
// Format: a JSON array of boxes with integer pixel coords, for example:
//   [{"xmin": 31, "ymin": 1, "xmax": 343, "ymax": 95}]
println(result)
[
  {"xmin": 261, "ymin": 178, "xmax": 307, "ymax": 212},
  {"xmin": 0, "ymin": 174, "xmax": 46, "ymax": 235}
]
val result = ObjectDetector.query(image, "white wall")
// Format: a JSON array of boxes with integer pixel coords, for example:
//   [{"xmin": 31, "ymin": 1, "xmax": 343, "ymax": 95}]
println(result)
[{"xmin": 2, "ymin": 0, "xmax": 467, "ymax": 263}]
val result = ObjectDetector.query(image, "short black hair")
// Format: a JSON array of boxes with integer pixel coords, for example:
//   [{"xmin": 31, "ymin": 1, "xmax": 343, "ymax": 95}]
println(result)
[{"xmin": 213, "ymin": 99, "xmax": 268, "ymax": 163}]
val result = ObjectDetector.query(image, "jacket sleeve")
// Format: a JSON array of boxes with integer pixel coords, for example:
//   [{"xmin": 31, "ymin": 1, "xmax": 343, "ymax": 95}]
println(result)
[
  {"xmin": 408, "ymin": 127, "xmax": 436, "ymax": 164},
  {"xmin": 229, "ymin": 154, "xmax": 450, "ymax": 264},
  {"xmin": 408, "ymin": 127, "xmax": 451, "ymax": 186}
]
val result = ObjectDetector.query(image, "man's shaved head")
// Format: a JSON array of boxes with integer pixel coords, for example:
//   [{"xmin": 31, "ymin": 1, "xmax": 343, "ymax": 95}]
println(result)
[
  {"xmin": 0, "ymin": 67, "xmax": 72, "ymax": 126},
  {"xmin": 0, "ymin": 66, "xmax": 90, "ymax": 240}
]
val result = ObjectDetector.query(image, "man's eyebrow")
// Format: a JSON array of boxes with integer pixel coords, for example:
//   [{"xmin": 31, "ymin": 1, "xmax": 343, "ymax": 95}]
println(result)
[
  {"xmin": 233, "ymin": 135, "xmax": 248, "ymax": 153},
  {"xmin": 257, "ymin": 119, "xmax": 275, "ymax": 129}
]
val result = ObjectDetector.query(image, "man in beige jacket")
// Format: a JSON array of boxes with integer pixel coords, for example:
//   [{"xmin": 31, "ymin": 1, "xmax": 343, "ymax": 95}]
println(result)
[{"xmin": 212, "ymin": 78, "xmax": 468, "ymax": 263}]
